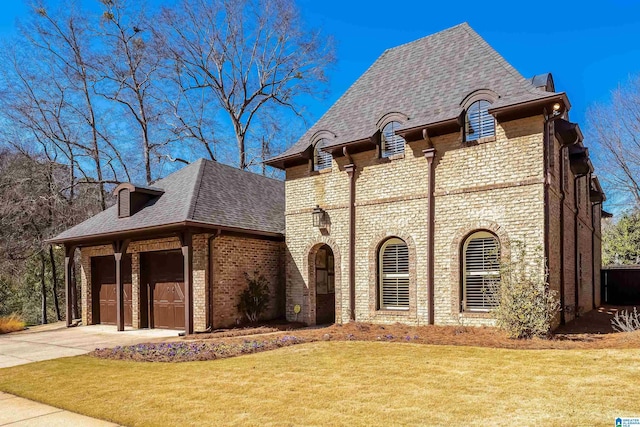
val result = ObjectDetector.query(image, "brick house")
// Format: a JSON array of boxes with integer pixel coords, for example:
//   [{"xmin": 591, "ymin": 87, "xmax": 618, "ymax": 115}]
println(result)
[
  {"xmin": 52, "ymin": 23, "xmax": 605, "ymax": 333},
  {"xmin": 51, "ymin": 159, "xmax": 285, "ymax": 334},
  {"xmin": 265, "ymin": 23, "xmax": 605, "ymax": 327}
]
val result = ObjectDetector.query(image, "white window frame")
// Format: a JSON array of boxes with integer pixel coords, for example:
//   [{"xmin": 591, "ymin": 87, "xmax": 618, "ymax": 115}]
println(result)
[
  {"xmin": 462, "ymin": 231, "xmax": 500, "ymax": 312},
  {"xmin": 313, "ymin": 138, "xmax": 332, "ymax": 171},
  {"xmin": 381, "ymin": 121, "xmax": 405, "ymax": 158},
  {"xmin": 378, "ymin": 237, "xmax": 410, "ymax": 310},
  {"xmin": 465, "ymin": 100, "xmax": 495, "ymax": 142}
]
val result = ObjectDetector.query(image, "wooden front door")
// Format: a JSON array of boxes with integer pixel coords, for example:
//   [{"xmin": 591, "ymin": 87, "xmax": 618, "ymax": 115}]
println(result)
[
  {"xmin": 315, "ymin": 245, "xmax": 335, "ymax": 324},
  {"xmin": 91, "ymin": 255, "xmax": 132, "ymax": 326},
  {"xmin": 142, "ymin": 250, "xmax": 185, "ymax": 330}
]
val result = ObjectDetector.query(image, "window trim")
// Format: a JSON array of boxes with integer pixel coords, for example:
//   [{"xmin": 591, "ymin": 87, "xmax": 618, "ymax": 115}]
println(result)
[
  {"xmin": 461, "ymin": 230, "xmax": 500, "ymax": 312},
  {"xmin": 313, "ymin": 138, "xmax": 332, "ymax": 172},
  {"xmin": 378, "ymin": 237, "xmax": 410, "ymax": 311},
  {"xmin": 464, "ymin": 100, "xmax": 496, "ymax": 143},
  {"xmin": 381, "ymin": 121, "xmax": 406, "ymax": 158}
]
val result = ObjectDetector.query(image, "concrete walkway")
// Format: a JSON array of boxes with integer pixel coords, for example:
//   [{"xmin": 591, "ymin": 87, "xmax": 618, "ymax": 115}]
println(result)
[
  {"xmin": 0, "ymin": 392, "xmax": 119, "ymax": 426},
  {"xmin": 0, "ymin": 322, "xmax": 179, "ymax": 368}
]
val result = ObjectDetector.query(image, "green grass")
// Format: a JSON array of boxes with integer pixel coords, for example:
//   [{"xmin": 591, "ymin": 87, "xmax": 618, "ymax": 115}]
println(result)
[{"xmin": 1, "ymin": 342, "xmax": 639, "ymax": 426}]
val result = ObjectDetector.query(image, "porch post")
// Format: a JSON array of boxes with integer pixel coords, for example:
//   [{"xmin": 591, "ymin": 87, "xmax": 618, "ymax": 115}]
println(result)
[
  {"xmin": 64, "ymin": 244, "xmax": 77, "ymax": 327},
  {"xmin": 113, "ymin": 240, "xmax": 130, "ymax": 332},
  {"xmin": 180, "ymin": 230, "xmax": 194, "ymax": 335}
]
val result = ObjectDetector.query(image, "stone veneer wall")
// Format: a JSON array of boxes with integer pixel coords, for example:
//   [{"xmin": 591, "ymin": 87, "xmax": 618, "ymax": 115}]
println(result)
[
  {"xmin": 79, "ymin": 233, "xmax": 284, "ymax": 330},
  {"xmin": 284, "ymin": 116, "xmax": 551, "ymax": 326}
]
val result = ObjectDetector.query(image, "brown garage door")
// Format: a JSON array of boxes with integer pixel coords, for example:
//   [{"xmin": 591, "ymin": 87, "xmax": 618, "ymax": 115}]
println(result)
[
  {"xmin": 141, "ymin": 250, "xmax": 185, "ymax": 330},
  {"xmin": 91, "ymin": 255, "xmax": 132, "ymax": 326}
]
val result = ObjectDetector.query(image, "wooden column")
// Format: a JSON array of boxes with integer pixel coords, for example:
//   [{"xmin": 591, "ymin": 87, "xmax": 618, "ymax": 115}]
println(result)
[
  {"xmin": 344, "ymin": 162, "xmax": 356, "ymax": 322},
  {"xmin": 180, "ymin": 231, "xmax": 194, "ymax": 335},
  {"xmin": 64, "ymin": 244, "xmax": 77, "ymax": 327},
  {"xmin": 113, "ymin": 240, "xmax": 130, "ymax": 332},
  {"xmin": 423, "ymin": 148, "xmax": 436, "ymax": 325}
]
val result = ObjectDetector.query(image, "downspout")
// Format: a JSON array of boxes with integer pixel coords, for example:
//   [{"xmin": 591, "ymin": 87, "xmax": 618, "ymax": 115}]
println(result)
[
  {"xmin": 591, "ymin": 201, "xmax": 601, "ymax": 310},
  {"xmin": 573, "ymin": 175, "xmax": 582, "ymax": 317},
  {"xmin": 343, "ymin": 147, "xmax": 357, "ymax": 321},
  {"xmin": 558, "ymin": 147, "xmax": 566, "ymax": 324},
  {"xmin": 197, "ymin": 230, "xmax": 221, "ymax": 333},
  {"xmin": 423, "ymin": 131, "xmax": 436, "ymax": 325}
]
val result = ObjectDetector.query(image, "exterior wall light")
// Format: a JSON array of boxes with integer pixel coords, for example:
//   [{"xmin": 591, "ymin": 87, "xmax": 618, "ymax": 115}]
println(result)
[{"xmin": 312, "ymin": 205, "xmax": 328, "ymax": 228}]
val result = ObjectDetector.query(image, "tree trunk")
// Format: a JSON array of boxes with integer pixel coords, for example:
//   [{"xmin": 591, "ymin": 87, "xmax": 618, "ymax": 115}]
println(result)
[
  {"xmin": 49, "ymin": 245, "xmax": 61, "ymax": 321},
  {"xmin": 40, "ymin": 253, "xmax": 48, "ymax": 325}
]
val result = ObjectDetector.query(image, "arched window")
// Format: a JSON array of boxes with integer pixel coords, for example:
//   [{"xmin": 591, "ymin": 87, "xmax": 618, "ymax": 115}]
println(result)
[
  {"xmin": 462, "ymin": 231, "xmax": 500, "ymax": 311},
  {"xmin": 378, "ymin": 237, "xmax": 409, "ymax": 310},
  {"xmin": 465, "ymin": 100, "xmax": 495, "ymax": 142},
  {"xmin": 381, "ymin": 121, "xmax": 405, "ymax": 158},
  {"xmin": 314, "ymin": 138, "xmax": 332, "ymax": 171}
]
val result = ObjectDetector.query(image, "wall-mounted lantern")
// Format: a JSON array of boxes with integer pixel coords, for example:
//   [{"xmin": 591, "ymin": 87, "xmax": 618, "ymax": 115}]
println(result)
[{"xmin": 312, "ymin": 205, "xmax": 328, "ymax": 228}]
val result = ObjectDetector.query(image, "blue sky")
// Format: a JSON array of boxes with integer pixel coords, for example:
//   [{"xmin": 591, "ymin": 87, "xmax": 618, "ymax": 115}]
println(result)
[{"xmin": 2, "ymin": 1, "xmax": 639, "ymax": 128}]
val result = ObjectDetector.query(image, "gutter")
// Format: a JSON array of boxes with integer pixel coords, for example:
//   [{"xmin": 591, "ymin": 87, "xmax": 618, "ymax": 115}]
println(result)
[{"xmin": 48, "ymin": 220, "xmax": 284, "ymax": 246}]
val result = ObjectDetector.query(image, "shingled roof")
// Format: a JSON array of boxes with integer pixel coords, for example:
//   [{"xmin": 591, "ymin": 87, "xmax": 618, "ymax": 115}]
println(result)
[
  {"xmin": 266, "ymin": 22, "xmax": 565, "ymax": 167},
  {"xmin": 50, "ymin": 159, "xmax": 285, "ymax": 243}
]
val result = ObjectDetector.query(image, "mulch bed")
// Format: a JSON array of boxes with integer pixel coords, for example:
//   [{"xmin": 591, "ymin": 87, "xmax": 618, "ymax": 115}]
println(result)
[{"xmin": 90, "ymin": 306, "xmax": 640, "ymax": 362}]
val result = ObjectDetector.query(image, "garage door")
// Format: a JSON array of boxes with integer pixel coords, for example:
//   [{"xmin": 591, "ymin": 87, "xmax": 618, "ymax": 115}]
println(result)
[
  {"xmin": 91, "ymin": 255, "xmax": 132, "ymax": 326},
  {"xmin": 142, "ymin": 250, "xmax": 185, "ymax": 330}
]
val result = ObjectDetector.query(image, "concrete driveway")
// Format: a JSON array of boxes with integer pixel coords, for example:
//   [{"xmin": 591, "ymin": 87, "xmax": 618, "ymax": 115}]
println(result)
[{"xmin": 0, "ymin": 322, "xmax": 180, "ymax": 369}]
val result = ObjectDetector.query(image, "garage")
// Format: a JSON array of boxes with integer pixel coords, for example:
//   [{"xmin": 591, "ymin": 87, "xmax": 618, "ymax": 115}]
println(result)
[
  {"xmin": 91, "ymin": 255, "xmax": 132, "ymax": 326},
  {"xmin": 141, "ymin": 250, "xmax": 185, "ymax": 330}
]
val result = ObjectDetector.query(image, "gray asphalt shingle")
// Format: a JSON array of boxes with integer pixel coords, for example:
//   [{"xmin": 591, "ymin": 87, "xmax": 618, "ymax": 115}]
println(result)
[
  {"xmin": 267, "ymin": 22, "xmax": 559, "ymax": 162},
  {"xmin": 51, "ymin": 159, "xmax": 284, "ymax": 242}
]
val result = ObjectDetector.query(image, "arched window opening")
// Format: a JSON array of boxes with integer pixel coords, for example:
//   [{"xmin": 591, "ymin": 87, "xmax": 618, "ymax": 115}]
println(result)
[
  {"xmin": 314, "ymin": 138, "xmax": 332, "ymax": 171},
  {"xmin": 462, "ymin": 231, "xmax": 500, "ymax": 311},
  {"xmin": 378, "ymin": 237, "xmax": 409, "ymax": 310},
  {"xmin": 465, "ymin": 100, "xmax": 495, "ymax": 142},
  {"xmin": 381, "ymin": 121, "xmax": 405, "ymax": 157}
]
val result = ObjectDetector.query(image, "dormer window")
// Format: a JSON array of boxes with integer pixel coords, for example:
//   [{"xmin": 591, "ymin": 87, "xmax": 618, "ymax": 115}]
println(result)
[
  {"xmin": 114, "ymin": 183, "xmax": 164, "ymax": 218},
  {"xmin": 465, "ymin": 100, "xmax": 495, "ymax": 142},
  {"xmin": 118, "ymin": 188, "xmax": 131, "ymax": 218},
  {"xmin": 382, "ymin": 121, "xmax": 405, "ymax": 158},
  {"xmin": 314, "ymin": 138, "xmax": 332, "ymax": 171}
]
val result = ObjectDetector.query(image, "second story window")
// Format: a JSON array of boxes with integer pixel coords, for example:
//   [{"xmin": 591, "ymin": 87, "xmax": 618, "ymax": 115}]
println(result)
[
  {"xmin": 465, "ymin": 100, "xmax": 495, "ymax": 142},
  {"xmin": 382, "ymin": 121, "xmax": 405, "ymax": 158},
  {"xmin": 314, "ymin": 138, "xmax": 332, "ymax": 171}
]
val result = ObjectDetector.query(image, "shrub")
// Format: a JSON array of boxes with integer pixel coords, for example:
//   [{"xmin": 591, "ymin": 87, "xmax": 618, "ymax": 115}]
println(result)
[
  {"xmin": 491, "ymin": 244, "xmax": 560, "ymax": 339},
  {"xmin": 611, "ymin": 307, "xmax": 640, "ymax": 332},
  {"xmin": 0, "ymin": 314, "xmax": 26, "ymax": 334},
  {"xmin": 237, "ymin": 272, "xmax": 271, "ymax": 323}
]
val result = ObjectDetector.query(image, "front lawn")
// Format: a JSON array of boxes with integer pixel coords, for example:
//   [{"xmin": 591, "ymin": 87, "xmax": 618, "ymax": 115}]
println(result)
[{"xmin": 1, "ymin": 341, "xmax": 639, "ymax": 426}]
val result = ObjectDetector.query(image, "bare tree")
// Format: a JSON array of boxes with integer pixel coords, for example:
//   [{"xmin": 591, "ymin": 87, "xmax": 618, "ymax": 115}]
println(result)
[
  {"xmin": 588, "ymin": 74, "xmax": 640, "ymax": 209},
  {"xmin": 156, "ymin": 0, "xmax": 334, "ymax": 169},
  {"xmin": 96, "ymin": 0, "xmax": 169, "ymax": 184},
  {"xmin": 25, "ymin": 2, "xmax": 131, "ymax": 209}
]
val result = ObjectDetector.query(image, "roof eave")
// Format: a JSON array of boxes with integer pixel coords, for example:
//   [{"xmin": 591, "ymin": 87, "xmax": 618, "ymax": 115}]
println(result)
[{"xmin": 488, "ymin": 93, "xmax": 571, "ymax": 121}]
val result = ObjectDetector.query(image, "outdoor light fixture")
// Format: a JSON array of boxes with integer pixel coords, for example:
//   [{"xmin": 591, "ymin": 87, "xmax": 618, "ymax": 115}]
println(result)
[
  {"xmin": 553, "ymin": 102, "xmax": 561, "ymax": 112},
  {"xmin": 312, "ymin": 205, "xmax": 327, "ymax": 228}
]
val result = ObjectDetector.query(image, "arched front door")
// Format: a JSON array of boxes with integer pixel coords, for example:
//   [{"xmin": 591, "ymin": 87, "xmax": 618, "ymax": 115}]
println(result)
[{"xmin": 315, "ymin": 245, "xmax": 335, "ymax": 324}]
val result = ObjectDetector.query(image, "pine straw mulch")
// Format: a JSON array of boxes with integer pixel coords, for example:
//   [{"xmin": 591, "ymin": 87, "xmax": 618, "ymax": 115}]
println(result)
[{"xmin": 91, "ymin": 306, "xmax": 640, "ymax": 362}]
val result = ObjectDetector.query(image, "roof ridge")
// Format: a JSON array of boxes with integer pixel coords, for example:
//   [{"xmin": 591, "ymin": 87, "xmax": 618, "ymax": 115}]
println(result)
[
  {"xmin": 201, "ymin": 158, "xmax": 284, "ymax": 184},
  {"xmin": 186, "ymin": 159, "xmax": 207, "ymax": 221},
  {"xmin": 385, "ymin": 22, "xmax": 469, "ymax": 53}
]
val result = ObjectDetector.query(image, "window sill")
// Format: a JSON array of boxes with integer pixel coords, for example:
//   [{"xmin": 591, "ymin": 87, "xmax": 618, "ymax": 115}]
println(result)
[
  {"xmin": 465, "ymin": 135, "xmax": 496, "ymax": 145},
  {"xmin": 459, "ymin": 310, "xmax": 493, "ymax": 318},
  {"xmin": 377, "ymin": 308, "xmax": 410, "ymax": 315},
  {"xmin": 318, "ymin": 167, "xmax": 332, "ymax": 174},
  {"xmin": 384, "ymin": 153, "xmax": 405, "ymax": 161}
]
